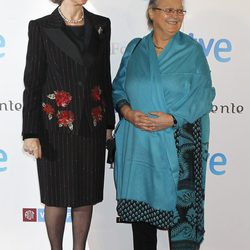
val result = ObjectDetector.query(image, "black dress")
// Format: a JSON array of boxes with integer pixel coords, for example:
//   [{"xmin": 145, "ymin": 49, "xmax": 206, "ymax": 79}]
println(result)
[
  {"xmin": 37, "ymin": 25, "xmax": 105, "ymax": 207},
  {"xmin": 22, "ymin": 9, "xmax": 115, "ymax": 208}
]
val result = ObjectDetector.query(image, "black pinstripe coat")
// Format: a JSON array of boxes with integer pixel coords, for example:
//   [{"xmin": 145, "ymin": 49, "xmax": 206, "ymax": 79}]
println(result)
[{"xmin": 22, "ymin": 8, "xmax": 115, "ymax": 207}]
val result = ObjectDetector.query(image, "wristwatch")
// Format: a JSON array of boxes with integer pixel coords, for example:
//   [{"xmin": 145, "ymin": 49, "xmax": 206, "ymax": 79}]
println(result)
[{"xmin": 172, "ymin": 115, "xmax": 177, "ymax": 128}]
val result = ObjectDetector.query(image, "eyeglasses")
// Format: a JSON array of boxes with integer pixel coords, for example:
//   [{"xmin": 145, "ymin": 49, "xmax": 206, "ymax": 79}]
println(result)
[{"xmin": 152, "ymin": 7, "xmax": 187, "ymax": 16}]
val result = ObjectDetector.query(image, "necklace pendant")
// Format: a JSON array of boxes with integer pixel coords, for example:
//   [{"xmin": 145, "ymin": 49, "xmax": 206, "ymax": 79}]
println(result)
[{"xmin": 153, "ymin": 43, "xmax": 164, "ymax": 50}]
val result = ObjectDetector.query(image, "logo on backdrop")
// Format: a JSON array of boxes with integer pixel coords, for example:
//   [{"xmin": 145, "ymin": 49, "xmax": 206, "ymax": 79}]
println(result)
[
  {"xmin": 188, "ymin": 33, "xmax": 232, "ymax": 63},
  {"xmin": 212, "ymin": 103, "xmax": 244, "ymax": 114},
  {"xmin": 111, "ymin": 34, "xmax": 232, "ymax": 64},
  {"xmin": 0, "ymin": 34, "xmax": 6, "ymax": 58},
  {"xmin": 0, "ymin": 100, "xmax": 22, "ymax": 112},
  {"xmin": 22, "ymin": 208, "xmax": 72, "ymax": 222},
  {"xmin": 23, "ymin": 208, "xmax": 37, "ymax": 222},
  {"xmin": 208, "ymin": 152, "xmax": 227, "ymax": 175},
  {"xmin": 111, "ymin": 42, "xmax": 126, "ymax": 56},
  {"xmin": 0, "ymin": 149, "xmax": 8, "ymax": 172}
]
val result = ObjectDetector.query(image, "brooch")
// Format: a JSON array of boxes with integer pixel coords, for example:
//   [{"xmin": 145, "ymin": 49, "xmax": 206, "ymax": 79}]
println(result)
[{"xmin": 97, "ymin": 26, "xmax": 103, "ymax": 35}]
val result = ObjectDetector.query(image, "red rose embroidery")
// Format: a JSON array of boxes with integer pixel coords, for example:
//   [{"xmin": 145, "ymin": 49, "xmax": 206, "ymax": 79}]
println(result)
[
  {"xmin": 91, "ymin": 86, "xmax": 102, "ymax": 102},
  {"xmin": 54, "ymin": 91, "xmax": 72, "ymax": 107},
  {"xmin": 42, "ymin": 103, "xmax": 54, "ymax": 115},
  {"xmin": 47, "ymin": 91, "xmax": 72, "ymax": 107},
  {"xmin": 44, "ymin": 90, "xmax": 75, "ymax": 130},
  {"xmin": 91, "ymin": 106, "xmax": 103, "ymax": 126},
  {"xmin": 42, "ymin": 103, "xmax": 55, "ymax": 120},
  {"xmin": 57, "ymin": 110, "xmax": 75, "ymax": 130}
]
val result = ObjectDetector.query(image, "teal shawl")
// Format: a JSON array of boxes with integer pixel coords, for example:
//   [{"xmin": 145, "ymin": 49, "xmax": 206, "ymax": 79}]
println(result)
[{"xmin": 112, "ymin": 31, "xmax": 215, "ymax": 249}]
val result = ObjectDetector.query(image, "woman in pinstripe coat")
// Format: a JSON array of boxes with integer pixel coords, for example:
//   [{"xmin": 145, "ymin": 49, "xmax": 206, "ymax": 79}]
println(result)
[{"xmin": 22, "ymin": 0, "xmax": 115, "ymax": 249}]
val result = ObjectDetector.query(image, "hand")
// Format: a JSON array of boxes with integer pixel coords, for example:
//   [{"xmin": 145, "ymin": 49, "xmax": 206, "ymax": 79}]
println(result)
[
  {"xmin": 147, "ymin": 112, "xmax": 174, "ymax": 131},
  {"xmin": 23, "ymin": 138, "xmax": 42, "ymax": 159},
  {"xmin": 106, "ymin": 129, "xmax": 113, "ymax": 141},
  {"xmin": 121, "ymin": 105, "xmax": 154, "ymax": 131}
]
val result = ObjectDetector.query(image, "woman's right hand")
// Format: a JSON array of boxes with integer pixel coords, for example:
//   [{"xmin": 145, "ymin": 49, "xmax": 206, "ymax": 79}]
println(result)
[
  {"xmin": 121, "ymin": 105, "xmax": 154, "ymax": 131},
  {"xmin": 23, "ymin": 138, "xmax": 42, "ymax": 159}
]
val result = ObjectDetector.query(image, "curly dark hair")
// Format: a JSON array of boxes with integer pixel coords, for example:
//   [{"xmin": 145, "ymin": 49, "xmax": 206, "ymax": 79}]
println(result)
[{"xmin": 50, "ymin": 0, "xmax": 63, "ymax": 5}]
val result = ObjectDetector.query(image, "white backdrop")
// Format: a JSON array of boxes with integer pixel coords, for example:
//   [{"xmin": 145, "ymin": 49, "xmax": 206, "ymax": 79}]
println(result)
[{"xmin": 0, "ymin": 0, "xmax": 250, "ymax": 249}]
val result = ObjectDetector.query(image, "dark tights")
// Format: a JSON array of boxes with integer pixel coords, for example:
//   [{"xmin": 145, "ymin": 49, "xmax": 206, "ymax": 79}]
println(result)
[
  {"xmin": 132, "ymin": 222, "xmax": 157, "ymax": 250},
  {"xmin": 45, "ymin": 205, "xmax": 93, "ymax": 250}
]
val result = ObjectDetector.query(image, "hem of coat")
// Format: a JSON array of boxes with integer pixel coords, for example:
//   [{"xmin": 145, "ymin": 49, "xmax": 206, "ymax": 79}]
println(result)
[{"xmin": 41, "ymin": 197, "xmax": 103, "ymax": 208}]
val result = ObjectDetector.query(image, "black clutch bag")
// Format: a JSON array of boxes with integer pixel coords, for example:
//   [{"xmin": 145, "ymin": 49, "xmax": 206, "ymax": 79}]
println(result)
[{"xmin": 106, "ymin": 137, "xmax": 116, "ymax": 168}]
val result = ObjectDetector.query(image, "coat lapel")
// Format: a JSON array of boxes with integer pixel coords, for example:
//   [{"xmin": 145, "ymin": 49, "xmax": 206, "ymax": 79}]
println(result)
[
  {"xmin": 44, "ymin": 28, "xmax": 84, "ymax": 65},
  {"xmin": 41, "ymin": 8, "xmax": 96, "ymax": 66},
  {"xmin": 41, "ymin": 8, "xmax": 106, "ymax": 66}
]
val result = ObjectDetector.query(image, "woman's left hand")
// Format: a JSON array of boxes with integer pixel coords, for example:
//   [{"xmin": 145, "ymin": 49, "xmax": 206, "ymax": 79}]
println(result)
[
  {"xmin": 106, "ymin": 129, "xmax": 113, "ymax": 141},
  {"xmin": 147, "ymin": 112, "xmax": 174, "ymax": 131}
]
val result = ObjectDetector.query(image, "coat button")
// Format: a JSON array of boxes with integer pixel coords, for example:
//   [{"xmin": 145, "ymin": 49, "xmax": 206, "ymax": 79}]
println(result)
[{"xmin": 77, "ymin": 81, "xmax": 83, "ymax": 87}]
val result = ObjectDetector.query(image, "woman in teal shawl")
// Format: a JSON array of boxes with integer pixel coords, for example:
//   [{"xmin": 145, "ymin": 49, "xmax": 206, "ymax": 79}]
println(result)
[{"xmin": 112, "ymin": 0, "xmax": 215, "ymax": 249}]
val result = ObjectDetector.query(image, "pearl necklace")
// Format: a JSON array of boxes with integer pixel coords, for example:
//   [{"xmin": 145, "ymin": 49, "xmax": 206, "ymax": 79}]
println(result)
[{"xmin": 58, "ymin": 7, "xmax": 84, "ymax": 24}]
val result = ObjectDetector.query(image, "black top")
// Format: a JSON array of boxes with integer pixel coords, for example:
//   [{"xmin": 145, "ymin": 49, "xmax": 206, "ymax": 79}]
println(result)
[{"xmin": 65, "ymin": 25, "xmax": 86, "ymax": 53}]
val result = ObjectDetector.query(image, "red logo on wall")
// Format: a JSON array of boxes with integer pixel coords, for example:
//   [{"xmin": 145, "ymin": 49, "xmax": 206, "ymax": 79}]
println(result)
[{"xmin": 23, "ymin": 208, "xmax": 37, "ymax": 222}]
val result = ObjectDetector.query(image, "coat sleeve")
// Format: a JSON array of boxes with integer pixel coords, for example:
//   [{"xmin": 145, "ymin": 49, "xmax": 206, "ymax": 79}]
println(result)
[
  {"xmin": 102, "ymin": 18, "xmax": 115, "ymax": 129},
  {"xmin": 22, "ymin": 20, "xmax": 47, "ymax": 139}
]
